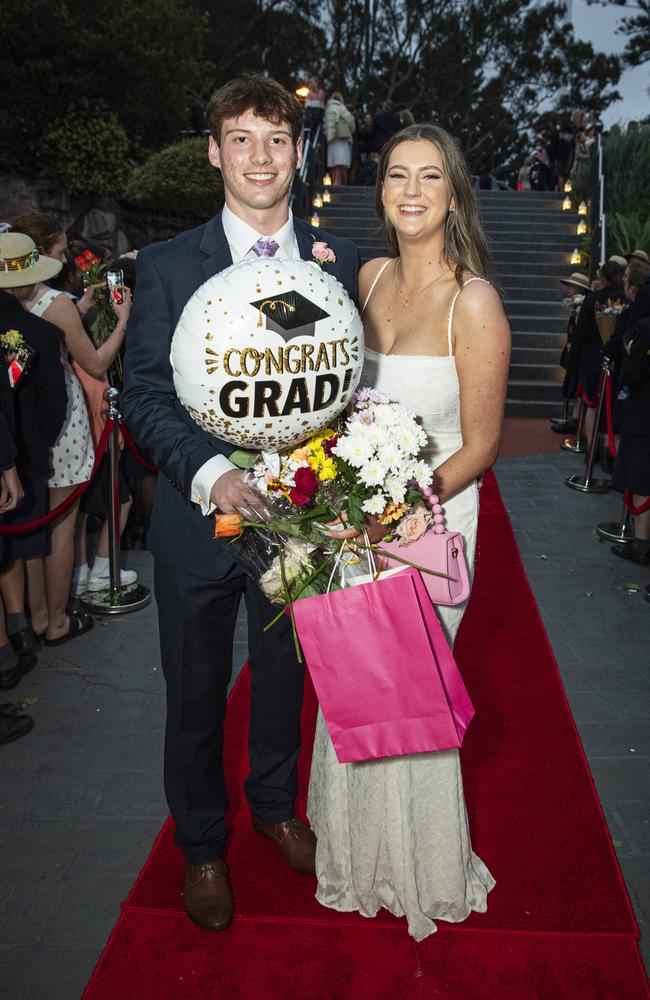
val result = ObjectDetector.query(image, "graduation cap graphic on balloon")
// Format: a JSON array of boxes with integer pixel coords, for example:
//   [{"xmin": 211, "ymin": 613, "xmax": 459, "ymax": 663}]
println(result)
[{"xmin": 250, "ymin": 290, "xmax": 330, "ymax": 341}]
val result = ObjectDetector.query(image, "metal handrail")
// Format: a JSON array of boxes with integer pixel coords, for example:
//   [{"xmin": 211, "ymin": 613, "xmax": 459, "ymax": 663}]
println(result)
[
  {"xmin": 290, "ymin": 121, "xmax": 323, "ymax": 218},
  {"xmin": 588, "ymin": 128, "xmax": 606, "ymax": 275},
  {"xmin": 597, "ymin": 131, "xmax": 606, "ymax": 266}
]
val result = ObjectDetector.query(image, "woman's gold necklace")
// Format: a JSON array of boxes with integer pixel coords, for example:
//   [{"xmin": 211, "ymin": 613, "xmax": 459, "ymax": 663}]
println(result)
[{"xmin": 394, "ymin": 258, "xmax": 447, "ymax": 307}]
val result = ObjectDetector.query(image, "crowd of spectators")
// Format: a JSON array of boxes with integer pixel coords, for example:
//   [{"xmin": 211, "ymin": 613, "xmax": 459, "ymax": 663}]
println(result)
[
  {"xmin": 0, "ymin": 214, "xmax": 155, "ymax": 744},
  {"xmin": 518, "ymin": 113, "xmax": 614, "ymax": 193},
  {"xmin": 554, "ymin": 248, "xmax": 650, "ymax": 568}
]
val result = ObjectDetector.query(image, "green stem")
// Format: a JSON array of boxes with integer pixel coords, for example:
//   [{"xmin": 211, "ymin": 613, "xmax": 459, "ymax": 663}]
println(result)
[
  {"xmin": 274, "ymin": 531, "xmax": 303, "ymax": 664},
  {"xmin": 356, "ymin": 542, "xmax": 452, "ymax": 580},
  {"xmin": 262, "ymin": 552, "xmax": 336, "ymax": 631}
]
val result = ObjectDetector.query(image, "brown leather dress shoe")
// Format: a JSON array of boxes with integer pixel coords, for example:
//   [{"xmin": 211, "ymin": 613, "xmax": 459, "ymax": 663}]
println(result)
[
  {"xmin": 183, "ymin": 860, "xmax": 234, "ymax": 931},
  {"xmin": 252, "ymin": 816, "xmax": 317, "ymax": 875}
]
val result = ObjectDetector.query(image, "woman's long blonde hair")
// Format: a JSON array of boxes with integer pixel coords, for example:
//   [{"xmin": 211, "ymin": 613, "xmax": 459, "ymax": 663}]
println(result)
[{"xmin": 375, "ymin": 123, "xmax": 492, "ymax": 285}]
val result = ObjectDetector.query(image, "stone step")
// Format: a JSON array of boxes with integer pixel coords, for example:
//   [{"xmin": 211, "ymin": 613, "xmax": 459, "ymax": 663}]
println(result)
[
  {"xmin": 510, "ymin": 362, "xmax": 564, "ymax": 382},
  {"xmin": 511, "ymin": 330, "xmax": 567, "ymax": 349},
  {"xmin": 499, "ymin": 274, "xmax": 579, "ymax": 290},
  {"xmin": 507, "ymin": 378, "xmax": 564, "ymax": 402},
  {"xmin": 506, "ymin": 315, "xmax": 566, "ymax": 333},
  {"xmin": 505, "ymin": 398, "xmax": 564, "ymax": 418},
  {"xmin": 511, "ymin": 345, "xmax": 562, "ymax": 364},
  {"xmin": 503, "ymin": 299, "xmax": 566, "ymax": 318},
  {"xmin": 506, "ymin": 289, "xmax": 567, "ymax": 304}
]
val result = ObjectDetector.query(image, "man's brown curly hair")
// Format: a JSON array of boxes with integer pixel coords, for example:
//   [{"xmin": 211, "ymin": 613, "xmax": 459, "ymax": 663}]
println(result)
[{"xmin": 207, "ymin": 73, "xmax": 303, "ymax": 146}]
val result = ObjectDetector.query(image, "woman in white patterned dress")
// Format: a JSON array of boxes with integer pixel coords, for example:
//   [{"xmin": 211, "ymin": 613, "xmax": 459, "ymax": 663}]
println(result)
[
  {"xmin": 11, "ymin": 217, "xmax": 129, "ymax": 644},
  {"xmin": 307, "ymin": 124, "xmax": 511, "ymax": 940}
]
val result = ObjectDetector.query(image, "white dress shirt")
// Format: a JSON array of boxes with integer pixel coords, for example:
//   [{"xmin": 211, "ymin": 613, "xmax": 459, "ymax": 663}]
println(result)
[{"xmin": 190, "ymin": 204, "xmax": 300, "ymax": 515}]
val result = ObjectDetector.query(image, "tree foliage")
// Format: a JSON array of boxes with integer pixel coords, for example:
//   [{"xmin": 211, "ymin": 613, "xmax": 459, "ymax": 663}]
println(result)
[
  {"xmin": 39, "ymin": 111, "xmax": 132, "ymax": 197},
  {"xmin": 586, "ymin": 0, "xmax": 650, "ymax": 67},
  {"xmin": 1, "ymin": 0, "xmax": 209, "ymax": 174},
  {"xmin": 126, "ymin": 139, "xmax": 224, "ymax": 217},
  {"xmin": 1, "ymin": 0, "xmax": 623, "ymax": 189}
]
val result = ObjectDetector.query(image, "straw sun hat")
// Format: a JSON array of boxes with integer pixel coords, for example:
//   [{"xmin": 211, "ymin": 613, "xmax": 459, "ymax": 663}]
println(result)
[
  {"xmin": 559, "ymin": 271, "xmax": 590, "ymax": 291},
  {"xmin": 629, "ymin": 249, "xmax": 649, "ymax": 265},
  {"xmin": 0, "ymin": 233, "xmax": 62, "ymax": 288}
]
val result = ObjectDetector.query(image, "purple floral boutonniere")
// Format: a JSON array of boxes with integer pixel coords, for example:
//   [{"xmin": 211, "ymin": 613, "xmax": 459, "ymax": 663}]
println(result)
[{"xmin": 311, "ymin": 238, "xmax": 337, "ymax": 266}]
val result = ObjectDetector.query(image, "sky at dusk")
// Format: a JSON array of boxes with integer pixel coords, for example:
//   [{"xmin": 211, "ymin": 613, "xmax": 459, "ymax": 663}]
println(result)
[{"xmin": 569, "ymin": 0, "xmax": 649, "ymax": 125}]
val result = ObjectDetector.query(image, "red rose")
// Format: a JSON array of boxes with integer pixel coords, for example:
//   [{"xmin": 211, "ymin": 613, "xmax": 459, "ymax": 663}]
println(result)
[
  {"xmin": 289, "ymin": 487, "xmax": 312, "ymax": 507},
  {"xmin": 289, "ymin": 466, "xmax": 319, "ymax": 507},
  {"xmin": 74, "ymin": 255, "xmax": 85, "ymax": 268},
  {"xmin": 294, "ymin": 466, "xmax": 319, "ymax": 495},
  {"xmin": 83, "ymin": 249, "xmax": 93, "ymax": 260}
]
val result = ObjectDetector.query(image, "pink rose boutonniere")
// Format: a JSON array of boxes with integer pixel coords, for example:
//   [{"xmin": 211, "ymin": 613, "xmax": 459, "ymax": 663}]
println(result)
[{"xmin": 312, "ymin": 240, "xmax": 337, "ymax": 266}]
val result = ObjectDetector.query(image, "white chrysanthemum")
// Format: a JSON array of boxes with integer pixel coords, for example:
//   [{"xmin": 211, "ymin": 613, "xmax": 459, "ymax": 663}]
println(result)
[
  {"xmin": 394, "ymin": 427, "xmax": 419, "ymax": 453},
  {"xmin": 359, "ymin": 460, "xmax": 387, "ymax": 488},
  {"xmin": 373, "ymin": 404, "xmax": 400, "ymax": 427},
  {"xmin": 362, "ymin": 493, "xmax": 388, "ymax": 515},
  {"xmin": 412, "ymin": 460, "xmax": 433, "ymax": 489},
  {"xmin": 385, "ymin": 474, "xmax": 408, "ymax": 504},
  {"xmin": 334, "ymin": 435, "xmax": 374, "ymax": 468},
  {"xmin": 377, "ymin": 443, "xmax": 403, "ymax": 471}
]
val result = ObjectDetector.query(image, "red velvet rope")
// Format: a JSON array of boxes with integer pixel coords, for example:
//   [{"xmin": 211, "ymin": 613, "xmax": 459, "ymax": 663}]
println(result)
[
  {"xmin": 582, "ymin": 372, "xmax": 603, "ymax": 409},
  {"xmin": 624, "ymin": 491, "xmax": 650, "ymax": 515},
  {"xmin": 120, "ymin": 422, "xmax": 158, "ymax": 474},
  {"xmin": 0, "ymin": 419, "xmax": 113, "ymax": 535},
  {"xmin": 604, "ymin": 374, "xmax": 617, "ymax": 459}
]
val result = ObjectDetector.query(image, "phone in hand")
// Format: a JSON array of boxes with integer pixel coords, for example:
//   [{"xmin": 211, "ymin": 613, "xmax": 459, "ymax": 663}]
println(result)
[{"xmin": 106, "ymin": 268, "xmax": 125, "ymax": 305}]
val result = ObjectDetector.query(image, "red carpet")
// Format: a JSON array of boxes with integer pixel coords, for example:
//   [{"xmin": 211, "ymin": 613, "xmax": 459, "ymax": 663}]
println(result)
[{"xmin": 83, "ymin": 473, "xmax": 648, "ymax": 1000}]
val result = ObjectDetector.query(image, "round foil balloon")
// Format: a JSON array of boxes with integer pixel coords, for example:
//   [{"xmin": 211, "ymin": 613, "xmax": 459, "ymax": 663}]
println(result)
[{"xmin": 171, "ymin": 258, "xmax": 364, "ymax": 450}]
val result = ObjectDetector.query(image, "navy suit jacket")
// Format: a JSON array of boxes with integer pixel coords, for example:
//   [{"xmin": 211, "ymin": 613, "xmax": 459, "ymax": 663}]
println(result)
[
  {"xmin": 122, "ymin": 211, "xmax": 361, "ymax": 580},
  {"xmin": 0, "ymin": 291, "xmax": 67, "ymax": 479}
]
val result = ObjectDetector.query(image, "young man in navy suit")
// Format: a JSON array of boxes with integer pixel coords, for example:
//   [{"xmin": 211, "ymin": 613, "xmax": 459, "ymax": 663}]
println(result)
[{"xmin": 122, "ymin": 74, "xmax": 360, "ymax": 931}]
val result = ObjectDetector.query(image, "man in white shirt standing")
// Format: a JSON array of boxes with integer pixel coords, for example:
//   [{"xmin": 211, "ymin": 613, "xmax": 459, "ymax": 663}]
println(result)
[{"xmin": 122, "ymin": 73, "xmax": 360, "ymax": 933}]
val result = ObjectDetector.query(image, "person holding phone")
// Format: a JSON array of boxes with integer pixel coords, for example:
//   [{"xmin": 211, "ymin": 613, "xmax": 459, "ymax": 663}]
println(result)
[{"xmin": 7, "ymin": 217, "xmax": 130, "ymax": 645}]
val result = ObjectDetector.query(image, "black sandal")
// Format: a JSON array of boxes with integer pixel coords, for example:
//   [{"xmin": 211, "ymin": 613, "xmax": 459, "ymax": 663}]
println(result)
[{"xmin": 43, "ymin": 610, "xmax": 94, "ymax": 647}]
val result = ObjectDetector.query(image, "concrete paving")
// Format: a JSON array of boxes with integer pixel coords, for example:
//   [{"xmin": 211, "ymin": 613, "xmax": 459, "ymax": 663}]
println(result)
[{"xmin": 0, "ymin": 450, "xmax": 648, "ymax": 998}]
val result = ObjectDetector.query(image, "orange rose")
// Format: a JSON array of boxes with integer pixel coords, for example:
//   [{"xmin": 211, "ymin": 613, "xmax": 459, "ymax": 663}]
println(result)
[{"xmin": 214, "ymin": 512, "xmax": 243, "ymax": 539}]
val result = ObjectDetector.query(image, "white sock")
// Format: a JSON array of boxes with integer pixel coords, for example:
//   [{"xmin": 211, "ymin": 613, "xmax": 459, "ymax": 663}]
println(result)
[
  {"xmin": 71, "ymin": 563, "xmax": 88, "ymax": 582},
  {"xmin": 91, "ymin": 556, "xmax": 110, "ymax": 576}
]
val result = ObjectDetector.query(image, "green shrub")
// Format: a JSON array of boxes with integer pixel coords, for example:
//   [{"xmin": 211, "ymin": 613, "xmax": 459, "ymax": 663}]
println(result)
[
  {"xmin": 125, "ymin": 139, "xmax": 224, "ymax": 218},
  {"xmin": 608, "ymin": 212, "xmax": 650, "ymax": 255},
  {"xmin": 604, "ymin": 127, "xmax": 650, "ymax": 222},
  {"xmin": 39, "ymin": 113, "xmax": 132, "ymax": 197}
]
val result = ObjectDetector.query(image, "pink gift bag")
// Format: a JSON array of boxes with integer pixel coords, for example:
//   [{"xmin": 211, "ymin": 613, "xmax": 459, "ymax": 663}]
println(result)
[{"xmin": 292, "ymin": 567, "xmax": 474, "ymax": 763}]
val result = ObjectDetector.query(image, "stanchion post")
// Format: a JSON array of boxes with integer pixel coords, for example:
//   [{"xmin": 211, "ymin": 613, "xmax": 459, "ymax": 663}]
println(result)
[
  {"xmin": 81, "ymin": 388, "xmax": 152, "ymax": 616},
  {"xmin": 106, "ymin": 388, "xmax": 122, "ymax": 599},
  {"xmin": 566, "ymin": 358, "xmax": 611, "ymax": 494},
  {"xmin": 561, "ymin": 398, "xmax": 587, "ymax": 453},
  {"xmin": 596, "ymin": 500, "xmax": 635, "ymax": 544}
]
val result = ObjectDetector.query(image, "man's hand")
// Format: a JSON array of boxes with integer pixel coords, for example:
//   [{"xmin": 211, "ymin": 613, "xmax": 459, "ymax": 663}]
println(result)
[
  {"xmin": 209, "ymin": 468, "xmax": 270, "ymax": 520},
  {"xmin": 0, "ymin": 466, "xmax": 24, "ymax": 512}
]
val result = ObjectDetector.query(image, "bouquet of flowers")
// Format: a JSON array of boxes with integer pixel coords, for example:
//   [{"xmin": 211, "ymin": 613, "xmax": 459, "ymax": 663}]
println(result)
[
  {"xmin": 595, "ymin": 298, "xmax": 627, "ymax": 345},
  {"xmin": 214, "ymin": 389, "xmax": 449, "ymax": 658},
  {"xmin": 74, "ymin": 249, "xmax": 123, "ymax": 385},
  {"xmin": 563, "ymin": 293, "xmax": 585, "ymax": 315},
  {"xmin": 0, "ymin": 328, "xmax": 36, "ymax": 388}
]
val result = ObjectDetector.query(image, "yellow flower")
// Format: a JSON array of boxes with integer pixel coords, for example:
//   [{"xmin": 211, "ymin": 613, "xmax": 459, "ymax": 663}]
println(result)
[
  {"xmin": 377, "ymin": 502, "xmax": 409, "ymax": 525},
  {"xmin": 1, "ymin": 329, "xmax": 23, "ymax": 350},
  {"xmin": 319, "ymin": 460, "xmax": 337, "ymax": 481}
]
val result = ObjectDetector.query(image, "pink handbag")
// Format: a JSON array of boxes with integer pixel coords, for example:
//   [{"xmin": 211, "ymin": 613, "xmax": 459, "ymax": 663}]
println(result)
[
  {"xmin": 379, "ymin": 496, "xmax": 470, "ymax": 606},
  {"xmin": 292, "ymin": 566, "xmax": 475, "ymax": 763}
]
